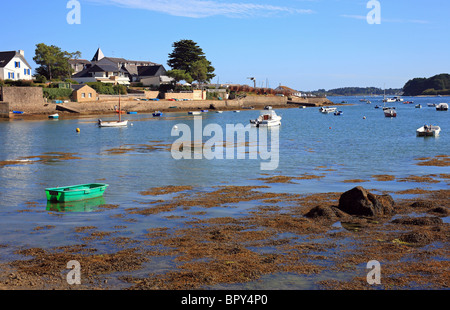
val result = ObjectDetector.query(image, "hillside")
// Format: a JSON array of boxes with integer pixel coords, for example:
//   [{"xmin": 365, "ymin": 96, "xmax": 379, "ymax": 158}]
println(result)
[{"xmin": 403, "ymin": 73, "xmax": 450, "ymax": 96}]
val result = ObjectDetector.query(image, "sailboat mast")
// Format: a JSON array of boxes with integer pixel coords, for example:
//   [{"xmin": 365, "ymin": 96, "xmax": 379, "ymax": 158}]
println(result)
[{"xmin": 118, "ymin": 87, "xmax": 121, "ymax": 122}]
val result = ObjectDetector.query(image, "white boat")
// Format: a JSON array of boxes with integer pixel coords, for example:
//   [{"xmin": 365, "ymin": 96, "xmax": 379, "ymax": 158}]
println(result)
[
  {"xmin": 250, "ymin": 110, "xmax": 281, "ymax": 127},
  {"xmin": 334, "ymin": 110, "xmax": 343, "ymax": 116},
  {"xmin": 48, "ymin": 113, "xmax": 59, "ymax": 119},
  {"xmin": 98, "ymin": 119, "xmax": 128, "ymax": 127},
  {"xmin": 216, "ymin": 111, "xmax": 223, "ymax": 113},
  {"xmin": 99, "ymin": 94, "xmax": 127, "ymax": 127},
  {"xmin": 383, "ymin": 107, "xmax": 397, "ymax": 117},
  {"xmin": 383, "ymin": 98, "xmax": 396, "ymax": 103},
  {"xmin": 264, "ymin": 106, "xmax": 272, "ymax": 110},
  {"xmin": 188, "ymin": 111, "xmax": 201, "ymax": 115},
  {"xmin": 436, "ymin": 103, "xmax": 448, "ymax": 111},
  {"xmin": 394, "ymin": 96, "xmax": 403, "ymax": 102},
  {"xmin": 415, "ymin": 104, "xmax": 422, "ymax": 108},
  {"xmin": 319, "ymin": 107, "xmax": 337, "ymax": 113},
  {"xmin": 416, "ymin": 125, "xmax": 441, "ymax": 137}
]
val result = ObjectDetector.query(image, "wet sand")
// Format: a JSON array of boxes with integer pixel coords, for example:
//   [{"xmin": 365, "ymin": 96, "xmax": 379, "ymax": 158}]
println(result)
[{"xmin": 0, "ymin": 170, "xmax": 448, "ymax": 290}]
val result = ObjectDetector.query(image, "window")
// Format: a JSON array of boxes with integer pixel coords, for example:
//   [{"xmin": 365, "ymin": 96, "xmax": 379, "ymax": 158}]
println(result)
[
  {"xmin": 15, "ymin": 61, "xmax": 20, "ymax": 68},
  {"xmin": 81, "ymin": 93, "xmax": 85, "ymax": 98},
  {"xmin": 8, "ymin": 72, "xmax": 15, "ymax": 79},
  {"xmin": 28, "ymin": 69, "xmax": 30, "ymax": 75},
  {"xmin": 88, "ymin": 93, "xmax": 92, "ymax": 98},
  {"xmin": 24, "ymin": 69, "xmax": 27, "ymax": 75}
]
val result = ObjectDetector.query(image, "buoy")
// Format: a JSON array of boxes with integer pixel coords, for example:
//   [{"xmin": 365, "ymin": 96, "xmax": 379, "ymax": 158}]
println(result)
[
  {"xmin": 76, "ymin": 128, "xmax": 80, "ymax": 133},
  {"xmin": 329, "ymin": 127, "xmax": 332, "ymax": 129},
  {"xmin": 363, "ymin": 116, "xmax": 366, "ymax": 119},
  {"xmin": 173, "ymin": 125, "xmax": 178, "ymax": 130}
]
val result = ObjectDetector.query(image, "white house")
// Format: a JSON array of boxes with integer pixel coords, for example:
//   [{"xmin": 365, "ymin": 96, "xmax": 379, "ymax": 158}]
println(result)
[{"xmin": 0, "ymin": 50, "xmax": 32, "ymax": 81}]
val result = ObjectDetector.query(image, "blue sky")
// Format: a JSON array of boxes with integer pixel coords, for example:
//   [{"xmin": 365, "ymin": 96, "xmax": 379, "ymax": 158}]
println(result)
[{"xmin": 1, "ymin": 0, "xmax": 449, "ymax": 90}]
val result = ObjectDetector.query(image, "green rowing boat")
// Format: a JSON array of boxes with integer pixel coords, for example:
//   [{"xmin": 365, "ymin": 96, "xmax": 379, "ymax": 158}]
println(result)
[{"xmin": 45, "ymin": 183, "xmax": 109, "ymax": 202}]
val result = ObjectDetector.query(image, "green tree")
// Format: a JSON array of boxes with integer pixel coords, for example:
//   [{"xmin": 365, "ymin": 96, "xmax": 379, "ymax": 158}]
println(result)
[
  {"xmin": 167, "ymin": 69, "xmax": 193, "ymax": 84},
  {"xmin": 167, "ymin": 39, "xmax": 215, "ymax": 84},
  {"xmin": 33, "ymin": 43, "xmax": 81, "ymax": 80}
]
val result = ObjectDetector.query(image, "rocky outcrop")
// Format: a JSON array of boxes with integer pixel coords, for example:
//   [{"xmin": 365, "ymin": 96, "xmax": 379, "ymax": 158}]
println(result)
[
  {"xmin": 337, "ymin": 186, "xmax": 395, "ymax": 217},
  {"xmin": 304, "ymin": 205, "xmax": 348, "ymax": 220}
]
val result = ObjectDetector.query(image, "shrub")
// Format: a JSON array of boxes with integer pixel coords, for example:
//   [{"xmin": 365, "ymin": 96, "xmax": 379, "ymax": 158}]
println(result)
[{"xmin": 42, "ymin": 88, "xmax": 73, "ymax": 100}]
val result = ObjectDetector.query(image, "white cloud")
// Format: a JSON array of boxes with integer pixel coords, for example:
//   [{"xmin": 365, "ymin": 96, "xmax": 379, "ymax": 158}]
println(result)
[{"xmin": 88, "ymin": 0, "xmax": 314, "ymax": 18}]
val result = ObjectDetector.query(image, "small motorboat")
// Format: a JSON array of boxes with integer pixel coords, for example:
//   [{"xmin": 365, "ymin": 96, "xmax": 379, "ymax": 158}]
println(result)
[
  {"xmin": 334, "ymin": 110, "xmax": 343, "ymax": 116},
  {"xmin": 188, "ymin": 111, "xmax": 201, "ymax": 115},
  {"xmin": 436, "ymin": 103, "xmax": 448, "ymax": 111},
  {"xmin": 374, "ymin": 105, "xmax": 381, "ymax": 109},
  {"xmin": 250, "ymin": 110, "xmax": 281, "ymax": 127},
  {"xmin": 153, "ymin": 111, "xmax": 163, "ymax": 117},
  {"xmin": 127, "ymin": 111, "xmax": 138, "ymax": 114},
  {"xmin": 383, "ymin": 107, "xmax": 397, "ymax": 117},
  {"xmin": 216, "ymin": 111, "xmax": 223, "ymax": 113},
  {"xmin": 12, "ymin": 111, "xmax": 24, "ymax": 114},
  {"xmin": 319, "ymin": 107, "xmax": 337, "ymax": 113},
  {"xmin": 48, "ymin": 113, "xmax": 59, "ymax": 119},
  {"xmin": 427, "ymin": 103, "xmax": 436, "ymax": 107},
  {"xmin": 415, "ymin": 104, "xmax": 422, "ymax": 108},
  {"xmin": 233, "ymin": 110, "xmax": 240, "ymax": 113},
  {"xmin": 264, "ymin": 106, "xmax": 272, "ymax": 110},
  {"xmin": 98, "ymin": 119, "xmax": 128, "ymax": 127},
  {"xmin": 45, "ymin": 183, "xmax": 109, "ymax": 203},
  {"xmin": 416, "ymin": 125, "xmax": 441, "ymax": 137},
  {"xmin": 201, "ymin": 110, "xmax": 209, "ymax": 113},
  {"xmin": 383, "ymin": 98, "xmax": 396, "ymax": 103}
]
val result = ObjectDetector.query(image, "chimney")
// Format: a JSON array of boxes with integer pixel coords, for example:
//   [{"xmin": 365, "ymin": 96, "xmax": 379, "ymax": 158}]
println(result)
[{"xmin": 18, "ymin": 50, "xmax": 25, "ymax": 56}]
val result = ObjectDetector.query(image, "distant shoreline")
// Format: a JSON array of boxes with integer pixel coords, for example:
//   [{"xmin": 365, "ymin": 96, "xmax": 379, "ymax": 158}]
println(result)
[{"xmin": 3, "ymin": 96, "xmax": 336, "ymax": 119}]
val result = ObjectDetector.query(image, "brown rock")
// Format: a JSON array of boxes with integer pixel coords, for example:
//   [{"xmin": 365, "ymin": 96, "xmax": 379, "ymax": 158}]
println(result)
[{"xmin": 338, "ymin": 186, "xmax": 394, "ymax": 217}]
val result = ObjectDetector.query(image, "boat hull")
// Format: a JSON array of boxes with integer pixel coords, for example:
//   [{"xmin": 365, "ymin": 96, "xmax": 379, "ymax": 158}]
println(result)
[
  {"xmin": 99, "ymin": 120, "xmax": 128, "ymax": 127},
  {"xmin": 416, "ymin": 126, "xmax": 440, "ymax": 137},
  {"xmin": 45, "ymin": 183, "xmax": 109, "ymax": 202}
]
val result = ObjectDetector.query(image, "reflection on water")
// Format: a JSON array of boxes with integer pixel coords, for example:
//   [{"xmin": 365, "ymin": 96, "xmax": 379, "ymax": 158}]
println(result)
[{"xmin": 46, "ymin": 197, "xmax": 106, "ymax": 213}]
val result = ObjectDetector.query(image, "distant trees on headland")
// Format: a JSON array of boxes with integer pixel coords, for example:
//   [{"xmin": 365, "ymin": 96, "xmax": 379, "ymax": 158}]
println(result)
[
  {"xmin": 402, "ymin": 74, "xmax": 450, "ymax": 96},
  {"xmin": 311, "ymin": 87, "xmax": 402, "ymax": 96}
]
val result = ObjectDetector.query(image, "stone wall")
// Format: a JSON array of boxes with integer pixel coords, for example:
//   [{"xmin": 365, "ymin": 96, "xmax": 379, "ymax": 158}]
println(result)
[
  {"xmin": 0, "ymin": 102, "xmax": 9, "ymax": 118},
  {"xmin": 0, "ymin": 87, "xmax": 46, "ymax": 112}
]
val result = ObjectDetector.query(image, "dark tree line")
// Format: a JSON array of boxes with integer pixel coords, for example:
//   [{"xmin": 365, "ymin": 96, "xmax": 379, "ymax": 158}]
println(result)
[{"xmin": 403, "ymin": 74, "xmax": 450, "ymax": 96}]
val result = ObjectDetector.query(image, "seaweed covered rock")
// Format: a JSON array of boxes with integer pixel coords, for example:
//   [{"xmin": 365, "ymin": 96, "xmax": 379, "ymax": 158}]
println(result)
[
  {"xmin": 338, "ymin": 186, "xmax": 395, "ymax": 217},
  {"xmin": 304, "ymin": 205, "xmax": 347, "ymax": 220},
  {"xmin": 392, "ymin": 216, "xmax": 443, "ymax": 226}
]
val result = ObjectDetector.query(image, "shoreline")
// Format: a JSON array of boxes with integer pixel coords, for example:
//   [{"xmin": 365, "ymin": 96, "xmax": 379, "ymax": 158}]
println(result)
[{"xmin": 2, "ymin": 95, "xmax": 338, "ymax": 119}]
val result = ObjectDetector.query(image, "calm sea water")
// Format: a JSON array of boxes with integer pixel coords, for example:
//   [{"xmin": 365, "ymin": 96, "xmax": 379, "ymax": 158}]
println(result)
[{"xmin": 0, "ymin": 95, "xmax": 448, "ymax": 287}]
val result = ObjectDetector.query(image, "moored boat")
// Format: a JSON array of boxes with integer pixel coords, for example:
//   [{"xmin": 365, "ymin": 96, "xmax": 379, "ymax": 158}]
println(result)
[
  {"xmin": 334, "ymin": 110, "xmax": 343, "ymax": 115},
  {"xmin": 250, "ymin": 110, "xmax": 281, "ymax": 127},
  {"xmin": 98, "ymin": 119, "xmax": 128, "ymax": 127},
  {"xmin": 383, "ymin": 107, "xmax": 397, "ymax": 117},
  {"xmin": 153, "ymin": 111, "xmax": 163, "ymax": 117},
  {"xmin": 188, "ymin": 111, "xmax": 201, "ymax": 115},
  {"xmin": 319, "ymin": 107, "xmax": 337, "ymax": 113},
  {"xmin": 415, "ymin": 104, "xmax": 422, "ymax": 108},
  {"xmin": 436, "ymin": 103, "xmax": 448, "ymax": 111},
  {"xmin": 48, "ymin": 113, "xmax": 59, "ymax": 119},
  {"xmin": 45, "ymin": 183, "xmax": 109, "ymax": 203},
  {"xmin": 416, "ymin": 125, "xmax": 441, "ymax": 137}
]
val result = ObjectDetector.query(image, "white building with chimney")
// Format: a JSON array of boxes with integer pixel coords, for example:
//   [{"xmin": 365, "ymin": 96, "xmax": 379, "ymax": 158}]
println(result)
[{"xmin": 0, "ymin": 50, "xmax": 32, "ymax": 81}]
